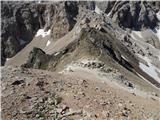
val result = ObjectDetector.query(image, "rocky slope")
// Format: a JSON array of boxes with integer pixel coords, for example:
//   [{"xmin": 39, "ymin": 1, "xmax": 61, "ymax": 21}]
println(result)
[
  {"xmin": 18, "ymin": 2, "xmax": 160, "ymax": 88},
  {"xmin": 2, "ymin": 1, "xmax": 160, "ymax": 65},
  {"xmin": 101, "ymin": 1, "xmax": 160, "ymax": 30},
  {"xmin": 1, "ymin": 66, "xmax": 160, "ymax": 120},
  {"xmin": 1, "ymin": 1, "xmax": 160, "ymax": 120}
]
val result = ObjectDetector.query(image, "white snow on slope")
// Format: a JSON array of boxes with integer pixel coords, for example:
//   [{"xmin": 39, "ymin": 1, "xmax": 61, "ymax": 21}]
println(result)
[
  {"xmin": 6, "ymin": 58, "xmax": 10, "ymax": 61},
  {"xmin": 54, "ymin": 52, "xmax": 60, "ymax": 56},
  {"xmin": 107, "ymin": 11, "xmax": 112, "ymax": 17},
  {"xmin": 139, "ymin": 57, "xmax": 160, "ymax": 83},
  {"xmin": 139, "ymin": 62, "xmax": 160, "ymax": 83},
  {"xmin": 36, "ymin": 29, "xmax": 51, "ymax": 38},
  {"xmin": 153, "ymin": 27, "xmax": 160, "ymax": 41},
  {"xmin": 46, "ymin": 40, "xmax": 51, "ymax": 46},
  {"xmin": 156, "ymin": 11, "xmax": 160, "ymax": 21},
  {"xmin": 38, "ymin": 0, "xmax": 41, "ymax": 4},
  {"xmin": 95, "ymin": 5, "xmax": 102, "ymax": 15},
  {"xmin": 132, "ymin": 28, "xmax": 160, "ymax": 43},
  {"xmin": 121, "ymin": 55, "xmax": 128, "ymax": 62},
  {"xmin": 74, "ymin": 26, "xmax": 81, "ymax": 37},
  {"xmin": 131, "ymin": 31, "xmax": 143, "ymax": 39}
]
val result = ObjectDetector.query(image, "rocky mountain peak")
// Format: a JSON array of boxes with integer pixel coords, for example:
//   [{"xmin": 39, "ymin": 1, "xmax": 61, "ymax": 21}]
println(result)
[{"xmin": 1, "ymin": 1, "xmax": 160, "ymax": 119}]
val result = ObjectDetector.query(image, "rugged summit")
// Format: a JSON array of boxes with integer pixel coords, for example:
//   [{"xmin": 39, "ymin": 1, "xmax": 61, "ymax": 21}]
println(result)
[
  {"xmin": 2, "ymin": 1, "xmax": 160, "ymax": 86},
  {"xmin": 1, "ymin": 1, "xmax": 160, "ymax": 120},
  {"xmin": 2, "ymin": 0, "xmax": 160, "ymax": 88},
  {"xmin": 1, "ymin": 1, "xmax": 79, "ymax": 65},
  {"xmin": 2, "ymin": 1, "xmax": 160, "ymax": 66},
  {"xmin": 103, "ymin": 1, "xmax": 160, "ymax": 30},
  {"xmin": 1, "ymin": 1, "xmax": 39, "ymax": 65}
]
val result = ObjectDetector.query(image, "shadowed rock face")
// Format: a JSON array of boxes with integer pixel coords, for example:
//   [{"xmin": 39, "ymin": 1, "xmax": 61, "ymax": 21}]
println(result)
[
  {"xmin": 23, "ymin": 47, "xmax": 50, "ymax": 69},
  {"xmin": 1, "ymin": 1, "xmax": 79, "ymax": 65},
  {"xmin": 87, "ymin": 1, "xmax": 160, "ymax": 30},
  {"xmin": 1, "ymin": 1, "xmax": 159, "ymax": 65},
  {"xmin": 50, "ymin": 1, "xmax": 79, "ymax": 41},
  {"xmin": 1, "ymin": 2, "xmax": 160, "ymax": 120},
  {"xmin": 23, "ymin": 27, "xmax": 160, "ymax": 88},
  {"xmin": 95, "ymin": 1, "xmax": 160, "ymax": 30},
  {"xmin": 1, "ymin": 1, "xmax": 160, "ymax": 88},
  {"xmin": 4, "ymin": 36, "xmax": 21, "ymax": 58},
  {"xmin": 24, "ymin": 27, "xmax": 137, "ymax": 72},
  {"xmin": 1, "ymin": 1, "xmax": 40, "ymax": 65}
]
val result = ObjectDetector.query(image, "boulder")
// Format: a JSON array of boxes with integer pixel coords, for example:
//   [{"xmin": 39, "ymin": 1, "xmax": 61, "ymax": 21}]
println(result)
[{"xmin": 23, "ymin": 47, "xmax": 50, "ymax": 69}]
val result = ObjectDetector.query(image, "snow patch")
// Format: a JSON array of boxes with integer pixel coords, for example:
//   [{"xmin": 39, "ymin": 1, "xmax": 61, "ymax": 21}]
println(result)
[
  {"xmin": 6, "ymin": 58, "xmax": 10, "ymax": 61},
  {"xmin": 74, "ymin": 26, "xmax": 81, "ymax": 36},
  {"xmin": 54, "ymin": 52, "xmax": 60, "ymax": 56},
  {"xmin": 107, "ymin": 11, "xmax": 112, "ymax": 17},
  {"xmin": 36, "ymin": 29, "xmax": 51, "ymax": 38},
  {"xmin": 132, "ymin": 31, "xmax": 143, "ymax": 39},
  {"xmin": 131, "ymin": 29, "xmax": 160, "ymax": 41},
  {"xmin": 121, "ymin": 55, "xmax": 128, "ymax": 61},
  {"xmin": 130, "ymin": 34, "xmax": 137, "ymax": 41},
  {"xmin": 46, "ymin": 40, "xmax": 51, "ymax": 46},
  {"xmin": 156, "ymin": 11, "xmax": 160, "ymax": 21},
  {"xmin": 153, "ymin": 27, "xmax": 160, "ymax": 41},
  {"xmin": 38, "ymin": 0, "xmax": 41, "ymax": 4},
  {"xmin": 139, "ymin": 56, "xmax": 160, "ymax": 83},
  {"xmin": 139, "ymin": 62, "xmax": 160, "ymax": 83},
  {"xmin": 95, "ymin": 5, "xmax": 102, "ymax": 15}
]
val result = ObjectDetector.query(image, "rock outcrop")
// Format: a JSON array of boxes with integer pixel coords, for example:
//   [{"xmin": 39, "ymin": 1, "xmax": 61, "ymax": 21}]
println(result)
[
  {"xmin": 1, "ymin": 1, "xmax": 80, "ymax": 65},
  {"xmin": 24, "ymin": 27, "xmax": 137, "ymax": 74},
  {"xmin": 1, "ymin": 2, "xmax": 160, "ymax": 119},
  {"xmin": 1, "ymin": 1, "xmax": 40, "ymax": 65},
  {"xmin": 50, "ymin": 1, "xmax": 78, "ymax": 41},
  {"xmin": 97, "ymin": 1, "xmax": 160, "ymax": 30},
  {"xmin": 23, "ymin": 47, "xmax": 50, "ymax": 69},
  {"xmin": 81, "ymin": 1, "xmax": 159, "ymax": 30},
  {"xmin": 1, "ymin": 1, "xmax": 159, "ymax": 66},
  {"xmin": 2, "ymin": 1, "xmax": 160, "ymax": 89}
]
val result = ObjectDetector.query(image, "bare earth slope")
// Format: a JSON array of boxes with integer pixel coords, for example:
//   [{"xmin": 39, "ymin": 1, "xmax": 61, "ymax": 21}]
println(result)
[{"xmin": 1, "ymin": 66, "xmax": 160, "ymax": 120}]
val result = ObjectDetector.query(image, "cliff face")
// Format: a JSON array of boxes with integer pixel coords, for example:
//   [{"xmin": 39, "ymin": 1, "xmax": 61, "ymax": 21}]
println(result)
[
  {"xmin": 98, "ymin": 1, "xmax": 160, "ymax": 30},
  {"xmin": 2, "ymin": 1, "xmax": 160, "ymax": 66},
  {"xmin": 2, "ymin": 1, "xmax": 160, "ymax": 91},
  {"xmin": 1, "ymin": 1, "xmax": 79, "ymax": 65},
  {"xmin": 1, "ymin": 1, "xmax": 39, "ymax": 65},
  {"xmin": 1, "ymin": 1, "xmax": 160, "ymax": 120}
]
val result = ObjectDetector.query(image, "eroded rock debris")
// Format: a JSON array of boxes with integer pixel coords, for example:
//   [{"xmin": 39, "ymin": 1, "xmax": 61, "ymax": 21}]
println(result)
[{"xmin": 1, "ymin": 1, "xmax": 160, "ymax": 120}]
